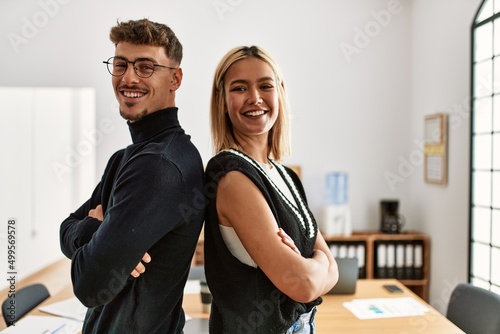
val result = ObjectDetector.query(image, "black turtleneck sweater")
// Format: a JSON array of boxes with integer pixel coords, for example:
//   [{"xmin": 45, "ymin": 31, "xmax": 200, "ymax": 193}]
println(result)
[{"xmin": 60, "ymin": 108, "xmax": 205, "ymax": 334}]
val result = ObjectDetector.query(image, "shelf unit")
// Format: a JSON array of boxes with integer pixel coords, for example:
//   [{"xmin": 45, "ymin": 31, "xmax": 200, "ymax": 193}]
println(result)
[{"xmin": 324, "ymin": 230, "xmax": 430, "ymax": 301}]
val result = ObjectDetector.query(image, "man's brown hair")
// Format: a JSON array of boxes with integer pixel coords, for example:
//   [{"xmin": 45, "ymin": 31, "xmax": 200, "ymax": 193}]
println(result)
[{"xmin": 109, "ymin": 19, "xmax": 182, "ymax": 65}]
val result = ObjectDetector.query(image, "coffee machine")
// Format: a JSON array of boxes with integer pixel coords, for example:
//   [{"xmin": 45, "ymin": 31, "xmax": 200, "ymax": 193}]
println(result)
[{"xmin": 380, "ymin": 199, "xmax": 405, "ymax": 234}]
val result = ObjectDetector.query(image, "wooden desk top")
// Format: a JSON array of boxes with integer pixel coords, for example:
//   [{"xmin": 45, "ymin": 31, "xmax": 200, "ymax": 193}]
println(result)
[
  {"xmin": 4, "ymin": 279, "xmax": 464, "ymax": 334},
  {"xmin": 315, "ymin": 279, "xmax": 464, "ymax": 333}
]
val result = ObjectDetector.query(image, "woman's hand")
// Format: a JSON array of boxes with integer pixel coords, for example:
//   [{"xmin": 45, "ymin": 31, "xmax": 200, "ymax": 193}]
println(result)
[
  {"xmin": 217, "ymin": 171, "xmax": 335, "ymax": 302},
  {"xmin": 278, "ymin": 228, "xmax": 301, "ymax": 255}
]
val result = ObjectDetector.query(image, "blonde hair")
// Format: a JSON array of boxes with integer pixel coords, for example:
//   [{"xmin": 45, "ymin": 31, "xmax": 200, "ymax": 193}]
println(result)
[{"xmin": 210, "ymin": 46, "xmax": 291, "ymax": 162}]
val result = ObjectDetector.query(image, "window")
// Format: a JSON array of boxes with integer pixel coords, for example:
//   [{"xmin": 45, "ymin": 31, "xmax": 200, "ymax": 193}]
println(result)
[{"xmin": 470, "ymin": 0, "xmax": 500, "ymax": 294}]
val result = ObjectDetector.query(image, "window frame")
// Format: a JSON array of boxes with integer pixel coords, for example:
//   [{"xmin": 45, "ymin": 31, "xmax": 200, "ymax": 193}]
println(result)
[{"xmin": 470, "ymin": 0, "xmax": 500, "ymax": 294}]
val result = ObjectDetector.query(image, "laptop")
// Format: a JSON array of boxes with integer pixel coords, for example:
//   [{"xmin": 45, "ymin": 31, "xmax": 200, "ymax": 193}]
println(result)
[{"xmin": 328, "ymin": 257, "xmax": 359, "ymax": 295}]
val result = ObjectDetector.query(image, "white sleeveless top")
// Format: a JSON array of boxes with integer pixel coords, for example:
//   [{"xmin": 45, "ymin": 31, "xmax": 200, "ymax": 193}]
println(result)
[{"xmin": 219, "ymin": 162, "xmax": 297, "ymax": 267}]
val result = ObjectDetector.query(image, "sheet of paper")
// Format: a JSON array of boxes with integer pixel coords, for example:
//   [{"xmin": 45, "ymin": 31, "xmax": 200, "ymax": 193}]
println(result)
[
  {"xmin": 39, "ymin": 297, "xmax": 87, "ymax": 322},
  {"xmin": 343, "ymin": 297, "xmax": 429, "ymax": 319},
  {"xmin": 184, "ymin": 279, "xmax": 201, "ymax": 295},
  {"xmin": 184, "ymin": 279, "xmax": 201, "ymax": 321},
  {"xmin": 0, "ymin": 315, "xmax": 82, "ymax": 334},
  {"xmin": 425, "ymin": 117, "xmax": 442, "ymax": 144},
  {"xmin": 426, "ymin": 156, "xmax": 443, "ymax": 181}
]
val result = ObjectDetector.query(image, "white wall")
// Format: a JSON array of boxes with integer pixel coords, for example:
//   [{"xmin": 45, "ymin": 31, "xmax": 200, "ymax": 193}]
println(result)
[
  {"xmin": 0, "ymin": 0, "xmax": 414, "ymax": 226},
  {"xmin": 0, "ymin": 0, "xmax": 480, "ymax": 312},
  {"xmin": 409, "ymin": 0, "xmax": 481, "ymax": 313},
  {"xmin": 0, "ymin": 87, "xmax": 96, "ymax": 289}
]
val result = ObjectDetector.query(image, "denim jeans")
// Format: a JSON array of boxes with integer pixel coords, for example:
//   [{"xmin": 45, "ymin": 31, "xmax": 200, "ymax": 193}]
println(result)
[{"xmin": 285, "ymin": 307, "xmax": 317, "ymax": 334}]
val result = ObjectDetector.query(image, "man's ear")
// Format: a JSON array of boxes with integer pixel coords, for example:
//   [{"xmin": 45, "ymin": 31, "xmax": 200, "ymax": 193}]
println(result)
[{"xmin": 170, "ymin": 68, "xmax": 183, "ymax": 90}]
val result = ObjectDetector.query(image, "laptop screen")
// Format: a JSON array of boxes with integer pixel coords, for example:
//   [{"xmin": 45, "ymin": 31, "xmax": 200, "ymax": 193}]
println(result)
[{"xmin": 328, "ymin": 257, "xmax": 359, "ymax": 295}]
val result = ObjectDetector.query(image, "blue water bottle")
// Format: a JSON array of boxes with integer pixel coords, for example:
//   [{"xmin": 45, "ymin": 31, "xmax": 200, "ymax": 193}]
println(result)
[{"xmin": 325, "ymin": 172, "xmax": 348, "ymax": 205}]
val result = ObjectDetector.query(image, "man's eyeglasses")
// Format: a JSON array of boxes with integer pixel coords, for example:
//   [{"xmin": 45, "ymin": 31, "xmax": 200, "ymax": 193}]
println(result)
[{"xmin": 103, "ymin": 57, "xmax": 176, "ymax": 78}]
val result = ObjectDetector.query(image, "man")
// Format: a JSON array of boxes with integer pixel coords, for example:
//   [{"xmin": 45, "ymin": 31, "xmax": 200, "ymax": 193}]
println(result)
[{"xmin": 60, "ymin": 19, "xmax": 205, "ymax": 333}]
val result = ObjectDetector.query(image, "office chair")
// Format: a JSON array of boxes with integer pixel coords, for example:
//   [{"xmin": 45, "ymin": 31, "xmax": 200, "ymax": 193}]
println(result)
[
  {"xmin": 446, "ymin": 283, "xmax": 500, "ymax": 334},
  {"xmin": 2, "ymin": 283, "xmax": 50, "ymax": 326}
]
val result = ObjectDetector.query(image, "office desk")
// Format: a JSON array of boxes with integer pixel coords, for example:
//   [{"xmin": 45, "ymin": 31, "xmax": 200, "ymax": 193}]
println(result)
[
  {"xmin": 315, "ymin": 279, "xmax": 464, "ymax": 333},
  {"xmin": 7, "ymin": 279, "xmax": 463, "ymax": 333}
]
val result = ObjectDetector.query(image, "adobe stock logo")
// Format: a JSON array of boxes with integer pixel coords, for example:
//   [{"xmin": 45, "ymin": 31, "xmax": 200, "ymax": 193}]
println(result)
[
  {"xmin": 213, "ymin": 0, "xmax": 243, "ymax": 21},
  {"xmin": 7, "ymin": 0, "xmax": 73, "ymax": 54},
  {"xmin": 339, "ymin": 0, "xmax": 403, "ymax": 64}
]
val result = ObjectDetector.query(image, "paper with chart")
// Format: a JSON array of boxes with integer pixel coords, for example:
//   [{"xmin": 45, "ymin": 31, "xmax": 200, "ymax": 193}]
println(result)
[
  {"xmin": 0, "ymin": 315, "xmax": 82, "ymax": 334},
  {"xmin": 343, "ymin": 297, "xmax": 429, "ymax": 319},
  {"xmin": 39, "ymin": 297, "xmax": 87, "ymax": 322}
]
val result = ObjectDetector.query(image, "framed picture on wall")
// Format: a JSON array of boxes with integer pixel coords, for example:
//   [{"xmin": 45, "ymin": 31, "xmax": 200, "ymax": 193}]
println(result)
[{"xmin": 424, "ymin": 113, "xmax": 448, "ymax": 185}]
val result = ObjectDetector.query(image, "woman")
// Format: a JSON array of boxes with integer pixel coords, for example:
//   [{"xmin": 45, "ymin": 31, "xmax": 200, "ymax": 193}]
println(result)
[{"xmin": 204, "ymin": 45, "xmax": 338, "ymax": 333}]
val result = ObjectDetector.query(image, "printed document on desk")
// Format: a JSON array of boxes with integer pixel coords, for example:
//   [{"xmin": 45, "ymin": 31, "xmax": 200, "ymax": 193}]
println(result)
[
  {"xmin": 0, "ymin": 315, "xmax": 82, "ymax": 333},
  {"xmin": 343, "ymin": 297, "xmax": 429, "ymax": 319},
  {"xmin": 184, "ymin": 279, "xmax": 201, "ymax": 295},
  {"xmin": 39, "ymin": 297, "xmax": 87, "ymax": 322}
]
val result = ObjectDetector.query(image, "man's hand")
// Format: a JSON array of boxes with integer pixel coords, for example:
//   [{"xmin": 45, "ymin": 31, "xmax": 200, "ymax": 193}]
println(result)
[
  {"xmin": 131, "ymin": 253, "xmax": 151, "ymax": 278},
  {"xmin": 87, "ymin": 205, "xmax": 150, "ymax": 278},
  {"xmin": 88, "ymin": 204, "xmax": 104, "ymax": 221}
]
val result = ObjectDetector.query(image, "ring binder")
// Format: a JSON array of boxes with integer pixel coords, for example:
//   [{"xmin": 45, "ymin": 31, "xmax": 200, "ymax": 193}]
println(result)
[{"xmin": 323, "ymin": 231, "xmax": 429, "ymax": 300}]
